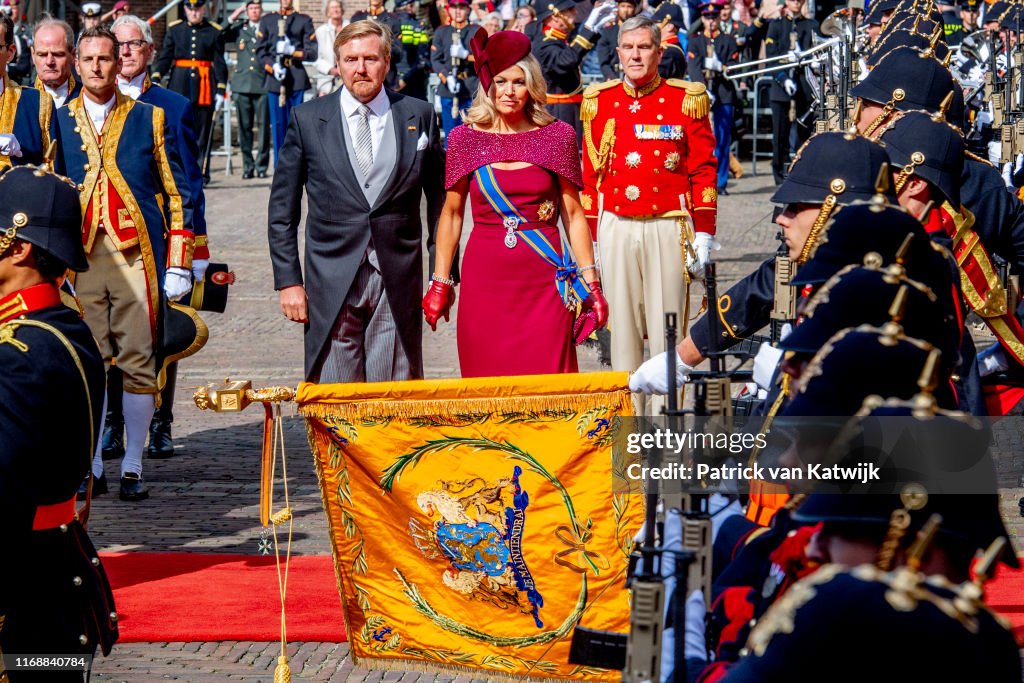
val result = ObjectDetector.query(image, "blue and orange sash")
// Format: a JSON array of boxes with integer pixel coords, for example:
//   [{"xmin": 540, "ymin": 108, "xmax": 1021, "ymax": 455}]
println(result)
[{"xmin": 474, "ymin": 164, "xmax": 592, "ymax": 309}]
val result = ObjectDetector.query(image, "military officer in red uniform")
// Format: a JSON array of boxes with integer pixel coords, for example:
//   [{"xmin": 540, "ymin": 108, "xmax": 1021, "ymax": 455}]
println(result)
[{"xmin": 581, "ymin": 14, "xmax": 718, "ymax": 412}]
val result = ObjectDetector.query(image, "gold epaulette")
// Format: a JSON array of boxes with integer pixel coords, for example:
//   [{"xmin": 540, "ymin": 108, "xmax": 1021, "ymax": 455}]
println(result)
[
  {"xmin": 168, "ymin": 19, "xmax": 183, "ymax": 28},
  {"xmin": 965, "ymin": 149, "xmax": 995, "ymax": 167},
  {"xmin": 666, "ymin": 79, "xmax": 711, "ymax": 119},
  {"xmin": 581, "ymin": 79, "xmax": 619, "ymax": 123},
  {"xmin": 209, "ymin": 21, "xmax": 223, "ymax": 30}
]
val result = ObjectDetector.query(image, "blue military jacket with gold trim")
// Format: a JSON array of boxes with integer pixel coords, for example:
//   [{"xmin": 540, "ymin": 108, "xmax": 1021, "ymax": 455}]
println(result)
[
  {"xmin": 55, "ymin": 91, "xmax": 194, "ymax": 305},
  {"xmin": 139, "ymin": 78, "xmax": 208, "ymax": 254},
  {"xmin": 0, "ymin": 75, "xmax": 56, "ymax": 169}
]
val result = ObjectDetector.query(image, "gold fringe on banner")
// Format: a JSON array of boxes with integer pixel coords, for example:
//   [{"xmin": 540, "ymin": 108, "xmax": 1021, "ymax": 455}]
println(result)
[{"xmin": 298, "ymin": 371, "xmax": 642, "ymax": 682}]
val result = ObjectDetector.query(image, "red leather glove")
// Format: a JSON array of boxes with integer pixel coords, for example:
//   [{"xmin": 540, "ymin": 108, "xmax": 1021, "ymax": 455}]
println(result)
[
  {"xmin": 422, "ymin": 280, "xmax": 455, "ymax": 331},
  {"xmin": 582, "ymin": 281, "xmax": 609, "ymax": 329}
]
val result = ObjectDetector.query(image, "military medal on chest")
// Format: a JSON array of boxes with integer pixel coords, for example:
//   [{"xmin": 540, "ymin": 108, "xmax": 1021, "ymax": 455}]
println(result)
[
  {"xmin": 503, "ymin": 216, "xmax": 519, "ymax": 248},
  {"xmin": 629, "ymin": 99, "xmax": 641, "ymax": 114}
]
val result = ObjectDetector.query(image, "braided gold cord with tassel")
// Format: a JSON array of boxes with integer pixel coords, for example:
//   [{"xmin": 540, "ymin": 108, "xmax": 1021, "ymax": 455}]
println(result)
[{"xmin": 268, "ymin": 401, "xmax": 294, "ymax": 681}]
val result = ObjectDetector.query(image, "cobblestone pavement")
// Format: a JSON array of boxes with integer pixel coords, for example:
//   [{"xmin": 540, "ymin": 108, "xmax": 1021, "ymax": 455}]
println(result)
[{"xmin": 88, "ymin": 154, "xmax": 1023, "ymax": 682}]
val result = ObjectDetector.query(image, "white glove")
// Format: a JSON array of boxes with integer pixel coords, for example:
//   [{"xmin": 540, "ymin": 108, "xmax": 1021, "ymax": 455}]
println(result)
[
  {"xmin": 584, "ymin": 3, "xmax": 616, "ymax": 30},
  {"xmin": 988, "ymin": 139, "xmax": 1003, "ymax": 167},
  {"xmin": 214, "ymin": 93, "xmax": 225, "ymax": 111},
  {"xmin": 275, "ymin": 36, "xmax": 295, "ymax": 56},
  {"xmin": 191, "ymin": 258, "xmax": 210, "ymax": 283},
  {"xmin": 783, "ymin": 78, "xmax": 797, "ymax": 96},
  {"xmin": 449, "ymin": 42, "xmax": 469, "ymax": 59},
  {"xmin": 687, "ymin": 232, "xmax": 721, "ymax": 278},
  {"xmin": 164, "ymin": 267, "xmax": 192, "ymax": 301},
  {"xmin": 273, "ymin": 62, "xmax": 287, "ymax": 82},
  {"xmin": 448, "ymin": 76, "xmax": 461, "ymax": 95},
  {"xmin": 785, "ymin": 50, "xmax": 800, "ymax": 64},
  {"xmin": 978, "ymin": 344, "xmax": 1010, "ymax": 377},
  {"xmin": 704, "ymin": 55, "xmax": 723, "ymax": 72},
  {"xmin": 0, "ymin": 133, "xmax": 22, "ymax": 158},
  {"xmin": 752, "ymin": 341, "xmax": 784, "ymax": 391},
  {"xmin": 629, "ymin": 350, "xmax": 694, "ymax": 395}
]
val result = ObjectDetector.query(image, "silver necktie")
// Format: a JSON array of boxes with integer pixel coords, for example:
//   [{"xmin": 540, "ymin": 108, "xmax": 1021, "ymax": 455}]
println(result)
[{"xmin": 353, "ymin": 104, "xmax": 373, "ymax": 177}]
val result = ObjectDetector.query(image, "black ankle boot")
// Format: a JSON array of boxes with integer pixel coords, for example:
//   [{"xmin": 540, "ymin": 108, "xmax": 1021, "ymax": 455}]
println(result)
[
  {"xmin": 102, "ymin": 418, "xmax": 125, "ymax": 461},
  {"xmin": 147, "ymin": 418, "xmax": 174, "ymax": 458}
]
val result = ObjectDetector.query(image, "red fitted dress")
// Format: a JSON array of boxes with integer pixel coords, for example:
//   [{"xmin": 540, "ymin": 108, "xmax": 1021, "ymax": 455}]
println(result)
[{"xmin": 444, "ymin": 121, "xmax": 584, "ymax": 378}]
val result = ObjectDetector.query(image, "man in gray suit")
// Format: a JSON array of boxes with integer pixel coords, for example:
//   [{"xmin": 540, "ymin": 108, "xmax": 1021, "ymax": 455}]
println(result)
[{"xmin": 268, "ymin": 19, "xmax": 445, "ymax": 383}]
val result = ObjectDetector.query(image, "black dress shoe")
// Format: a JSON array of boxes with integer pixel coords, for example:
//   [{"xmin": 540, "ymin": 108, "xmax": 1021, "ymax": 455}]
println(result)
[
  {"xmin": 242, "ymin": 169, "xmax": 254, "ymax": 179},
  {"xmin": 718, "ymin": 186, "xmax": 730, "ymax": 196},
  {"xmin": 119, "ymin": 472, "xmax": 149, "ymax": 501},
  {"xmin": 102, "ymin": 420, "xmax": 125, "ymax": 461},
  {"xmin": 257, "ymin": 170, "xmax": 267, "ymax": 178},
  {"xmin": 77, "ymin": 473, "xmax": 108, "ymax": 501},
  {"xmin": 203, "ymin": 176, "xmax": 212, "ymax": 187},
  {"xmin": 147, "ymin": 418, "xmax": 174, "ymax": 458}
]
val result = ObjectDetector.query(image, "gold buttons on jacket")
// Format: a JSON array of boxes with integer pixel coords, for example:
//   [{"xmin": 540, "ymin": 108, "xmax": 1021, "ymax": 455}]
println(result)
[{"xmin": 73, "ymin": 576, "xmax": 83, "ymax": 586}]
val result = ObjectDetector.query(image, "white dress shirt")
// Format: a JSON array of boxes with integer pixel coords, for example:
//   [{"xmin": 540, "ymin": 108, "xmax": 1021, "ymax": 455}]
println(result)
[
  {"xmin": 117, "ymin": 72, "xmax": 147, "ymax": 100},
  {"xmin": 84, "ymin": 93, "xmax": 116, "ymax": 134},
  {"xmin": 43, "ymin": 80, "xmax": 71, "ymax": 108},
  {"xmin": 339, "ymin": 85, "xmax": 390, "ymax": 161}
]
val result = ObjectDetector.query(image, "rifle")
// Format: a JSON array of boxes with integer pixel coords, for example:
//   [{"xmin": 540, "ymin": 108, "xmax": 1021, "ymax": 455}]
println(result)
[
  {"xmin": 277, "ymin": 15, "xmax": 288, "ymax": 109},
  {"xmin": 769, "ymin": 232, "xmax": 797, "ymax": 343}
]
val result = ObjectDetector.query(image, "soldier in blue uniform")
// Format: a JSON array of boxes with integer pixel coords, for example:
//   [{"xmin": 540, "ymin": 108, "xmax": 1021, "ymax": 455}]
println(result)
[
  {"xmin": 764, "ymin": 0, "xmax": 817, "ymax": 185},
  {"xmin": 629, "ymin": 133, "xmax": 896, "ymax": 396},
  {"xmin": 0, "ymin": 13, "xmax": 56, "ymax": 169},
  {"xmin": 429, "ymin": 0, "xmax": 477, "ymax": 146},
  {"xmin": 532, "ymin": 0, "xmax": 613, "ymax": 143},
  {"xmin": 254, "ymin": 0, "xmax": 317, "ymax": 164},
  {"xmin": 0, "ymin": 164, "xmax": 118, "ymax": 681},
  {"xmin": 687, "ymin": 0, "xmax": 740, "ymax": 194},
  {"xmin": 652, "ymin": 2, "xmax": 687, "ymax": 79},
  {"xmin": 595, "ymin": 0, "xmax": 639, "ymax": 80},
  {"xmin": 152, "ymin": 0, "xmax": 228, "ymax": 185}
]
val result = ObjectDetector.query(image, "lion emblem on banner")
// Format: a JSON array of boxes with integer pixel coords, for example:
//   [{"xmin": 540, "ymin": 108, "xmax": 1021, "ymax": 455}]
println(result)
[{"xmin": 409, "ymin": 465, "xmax": 545, "ymax": 627}]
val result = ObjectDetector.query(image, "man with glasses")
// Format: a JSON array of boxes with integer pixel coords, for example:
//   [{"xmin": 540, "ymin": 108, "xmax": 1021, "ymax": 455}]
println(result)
[
  {"xmin": 0, "ymin": 13, "xmax": 53, "ymax": 168},
  {"xmin": 764, "ymin": 0, "xmax": 817, "ymax": 185},
  {"xmin": 152, "ymin": 0, "xmax": 227, "ymax": 185},
  {"xmin": 32, "ymin": 17, "xmax": 81, "ymax": 108}
]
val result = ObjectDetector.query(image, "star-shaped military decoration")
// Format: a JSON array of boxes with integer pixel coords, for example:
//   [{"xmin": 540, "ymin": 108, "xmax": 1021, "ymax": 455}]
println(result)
[
  {"xmin": 257, "ymin": 537, "xmax": 273, "ymax": 555},
  {"xmin": 629, "ymin": 100, "xmax": 641, "ymax": 114}
]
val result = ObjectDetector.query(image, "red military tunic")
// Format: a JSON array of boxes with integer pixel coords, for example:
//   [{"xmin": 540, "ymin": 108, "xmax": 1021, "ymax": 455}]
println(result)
[{"xmin": 580, "ymin": 75, "xmax": 719, "ymax": 239}]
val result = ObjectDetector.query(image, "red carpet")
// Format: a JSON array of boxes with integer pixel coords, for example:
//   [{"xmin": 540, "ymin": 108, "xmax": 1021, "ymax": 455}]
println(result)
[
  {"xmin": 986, "ymin": 560, "xmax": 1024, "ymax": 645},
  {"xmin": 101, "ymin": 553, "xmax": 347, "ymax": 642},
  {"xmin": 101, "ymin": 552, "xmax": 1022, "ymax": 645}
]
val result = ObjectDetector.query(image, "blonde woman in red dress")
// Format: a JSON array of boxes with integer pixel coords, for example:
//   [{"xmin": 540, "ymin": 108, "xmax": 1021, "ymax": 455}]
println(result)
[{"xmin": 422, "ymin": 29, "xmax": 608, "ymax": 378}]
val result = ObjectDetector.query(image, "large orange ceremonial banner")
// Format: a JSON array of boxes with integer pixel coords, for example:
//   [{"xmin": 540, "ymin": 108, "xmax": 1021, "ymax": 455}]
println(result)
[{"xmin": 298, "ymin": 372, "xmax": 642, "ymax": 681}]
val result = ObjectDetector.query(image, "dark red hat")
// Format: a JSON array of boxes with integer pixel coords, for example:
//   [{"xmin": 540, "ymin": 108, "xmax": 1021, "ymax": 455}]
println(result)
[{"xmin": 470, "ymin": 28, "xmax": 533, "ymax": 93}]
